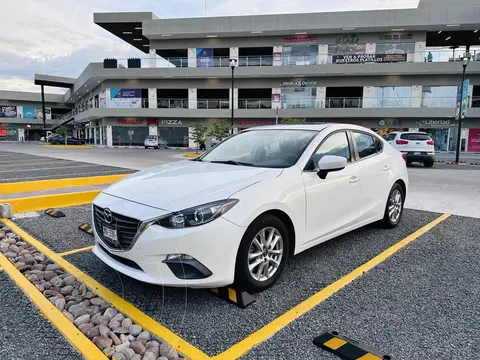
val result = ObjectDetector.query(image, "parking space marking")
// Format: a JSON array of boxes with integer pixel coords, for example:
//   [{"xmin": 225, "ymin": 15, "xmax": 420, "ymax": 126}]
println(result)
[
  {"xmin": 0, "ymin": 174, "xmax": 128, "ymax": 194},
  {"xmin": 7, "ymin": 190, "xmax": 100, "ymax": 213},
  {"xmin": 2, "ymin": 219, "xmax": 211, "ymax": 360},
  {"xmin": 213, "ymin": 213, "xmax": 451, "ymax": 360},
  {"xmin": 3, "ymin": 170, "xmax": 133, "ymax": 183},
  {"xmin": 58, "ymin": 246, "xmax": 94, "ymax": 257},
  {"xmin": 0, "ymin": 164, "xmax": 105, "ymax": 174},
  {"xmin": 0, "ymin": 251, "xmax": 107, "ymax": 359}
]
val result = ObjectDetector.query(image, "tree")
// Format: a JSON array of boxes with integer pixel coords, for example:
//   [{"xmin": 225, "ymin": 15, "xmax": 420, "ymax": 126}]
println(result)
[
  {"xmin": 208, "ymin": 119, "xmax": 233, "ymax": 142},
  {"xmin": 189, "ymin": 124, "xmax": 208, "ymax": 153},
  {"xmin": 280, "ymin": 117, "xmax": 306, "ymax": 124},
  {"xmin": 55, "ymin": 127, "xmax": 66, "ymax": 137}
]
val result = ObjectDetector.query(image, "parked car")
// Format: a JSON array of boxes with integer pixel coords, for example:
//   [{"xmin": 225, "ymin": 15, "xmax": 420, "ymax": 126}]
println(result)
[
  {"xmin": 386, "ymin": 131, "xmax": 435, "ymax": 167},
  {"xmin": 48, "ymin": 134, "xmax": 85, "ymax": 145},
  {"xmin": 91, "ymin": 124, "xmax": 408, "ymax": 292},
  {"xmin": 144, "ymin": 135, "xmax": 167, "ymax": 149}
]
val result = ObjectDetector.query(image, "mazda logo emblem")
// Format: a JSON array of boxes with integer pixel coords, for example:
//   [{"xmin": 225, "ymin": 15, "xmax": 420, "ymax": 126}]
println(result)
[{"xmin": 104, "ymin": 208, "xmax": 113, "ymax": 224}]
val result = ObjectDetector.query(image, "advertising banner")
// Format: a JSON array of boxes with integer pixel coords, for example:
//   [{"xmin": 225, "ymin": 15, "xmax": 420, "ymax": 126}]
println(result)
[
  {"xmin": 332, "ymin": 53, "xmax": 407, "ymax": 64},
  {"xmin": 99, "ymin": 91, "xmax": 106, "ymax": 108},
  {"xmin": 196, "ymin": 48, "xmax": 214, "ymax": 67},
  {"xmin": 110, "ymin": 89, "xmax": 142, "ymax": 109},
  {"xmin": 0, "ymin": 105, "xmax": 17, "ymax": 118},
  {"xmin": 23, "ymin": 106, "xmax": 51, "ymax": 119},
  {"xmin": 455, "ymin": 79, "xmax": 470, "ymax": 120},
  {"xmin": 467, "ymin": 128, "xmax": 480, "ymax": 152}
]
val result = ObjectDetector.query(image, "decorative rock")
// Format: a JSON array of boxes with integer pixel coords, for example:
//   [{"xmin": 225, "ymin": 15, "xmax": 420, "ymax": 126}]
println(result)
[
  {"xmin": 108, "ymin": 320, "xmax": 121, "ymax": 331},
  {"xmin": 157, "ymin": 357, "xmax": 168, "ymax": 360},
  {"xmin": 31, "ymin": 264, "xmax": 45, "ymax": 271},
  {"xmin": 65, "ymin": 295, "xmax": 76, "ymax": 302},
  {"xmin": 91, "ymin": 314, "xmax": 109, "ymax": 326},
  {"xmin": 136, "ymin": 331, "xmax": 151, "ymax": 343},
  {"xmin": 63, "ymin": 275, "xmax": 75, "ymax": 286},
  {"xmin": 44, "ymin": 271, "xmax": 57, "ymax": 281},
  {"xmin": 122, "ymin": 348, "xmax": 135, "ymax": 359},
  {"xmin": 18, "ymin": 249, "xmax": 30, "ymax": 256},
  {"xmin": 9, "ymin": 245, "xmax": 20, "ymax": 254},
  {"xmin": 50, "ymin": 276, "xmax": 63, "ymax": 288},
  {"xmin": 72, "ymin": 309, "xmax": 88, "ymax": 319},
  {"xmin": 60, "ymin": 285, "xmax": 74, "ymax": 296},
  {"xmin": 27, "ymin": 274, "xmax": 40, "ymax": 283},
  {"xmin": 78, "ymin": 323, "xmax": 94, "ymax": 335},
  {"xmin": 85, "ymin": 306, "xmax": 101, "ymax": 316},
  {"xmin": 74, "ymin": 314, "xmax": 90, "ymax": 327},
  {"xmin": 49, "ymin": 296, "xmax": 58, "ymax": 305},
  {"xmin": 130, "ymin": 341, "xmax": 146, "ymax": 355},
  {"xmin": 65, "ymin": 300, "xmax": 77, "ymax": 310},
  {"xmin": 111, "ymin": 352, "xmax": 127, "ymax": 360},
  {"xmin": 90, "ymin": 297, "xmax": 105, "ymax": 306},
  {"xmin": 121, "ymin": 318, "xmax": 133, "ymax": 328},
  {"xmin": 145, "ymin": 341, "xmax": 160, "ymax": 350},
  {"xmin": 75, "ymin": 295, "xmax": 83, "ymax": 303},
  {"xmin": 103, "ymin": 307, "xmax": 118, "ymax": 320},
  {"xmin": 120, "ymin": 334, "xmax": 130, "ymax": 344},
  {"xmin": 84, "ymin": 291, "xmax": 95, "ymax": 299},
  {"xmin": 128, "ymin": 324, "xmax": 142, "ymax": 337},
  {"xmin": 55, "ymin": 297, "xmax": 66, "ymax": 311},
  {"xmin": 63, "ymin": 311, "xmax": 74, "ymax": 323},
  {"xmin": 93, "ymin": 336, "xmax": 113, "ymax": 351},
  {"xmin": 35, "ymin": 284, "xmax": 45, "ymax": 293},
  {"xmin": 42, "ymin": 281, "xmax": 52, "ymax": 290},
  {"xmin": 141, "ymin": 350, "xmax": 157, "ymax": 360},
  {"xmin": 71, "ymin": 289, "xmax": 80, "ymax": 297},
  {"xmin": 33, "ymin": 255, "xmax": 45, "ymax": 263},
  {"xmin": 127, "ymin": 335, "xmax": 135, "ymax": 342},
  {"xmin": 109, "ymin": 331, "xmax": 122, "ymax": 346},
  {"xmin": 103, "ymin": 347, "xmax": 115, "ymax": 358},
  {"xmin": 69, "ymin": 302, "xmax": 86, "ymax": 314},
  {"xmin": 111, "ymin": 313, "xmax": 125, "ymax": 323},
  {"xmin": 113, "ymin": 327, "xmax": 129, "ymax": 334},
  {"xmin": 159, "ymin": 342, "xmax": 178, "ymax": 359},
  {"xmin": 45, "ymin": 264, "xmax": 61, "ymax": 271},
  {"xmin": 85, "ymin": 325, "xmax": 100, "ymax": 339},
  {"xmin": 83, "ymin": 299, "xmax": 91, "ymax": 307},
  {"xmin": 115, "ymin": 342, "xmax": 130, "ymax": 352},
  {"xmin": 130, "ymin": 355, "xmax": 142, "ymax": 360},
  {"xmin": 4, "ymin": 252, "xmax": 17, "ymax": 258},
  {"xmin": 43, "ymin": 289, "xmax": 60, "ymax": 297},
  {"xmin": 99, "ymin": 325, "xmax": 110, "ymax": 338}
]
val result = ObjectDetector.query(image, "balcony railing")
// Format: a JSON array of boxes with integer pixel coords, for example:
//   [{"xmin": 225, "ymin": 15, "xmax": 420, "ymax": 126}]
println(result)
[
  {"xmin": 197, "ymin": 99, "xmax": 230, "ymax": 109},
  {"xmin": 108, "ymin": 49, "xmax": 480, "ymax": 68},
  {"xmin": 326, "ymin": 97, "xmax": 363, "ymax": 108},
  {"xmin": 238, "ymin": 99, "xmax": 272, "ymax": 109},
  {"xmin": 157, "ymin": 98, "xmax": 189, "ymax": 109}
]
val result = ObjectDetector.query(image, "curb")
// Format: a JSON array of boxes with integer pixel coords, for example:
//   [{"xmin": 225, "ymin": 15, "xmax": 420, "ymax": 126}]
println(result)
[
  {"xmin": 183, "ymin": 152, "xmax": 201, "ymax": 158},
  {"xmin": 435, "ymin": 160, "xmax": 480, "ymax": 166}
]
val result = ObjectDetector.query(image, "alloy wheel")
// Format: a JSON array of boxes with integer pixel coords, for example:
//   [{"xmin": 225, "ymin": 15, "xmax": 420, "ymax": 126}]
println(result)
[
  {"xmin": 388, "ymin": 189, "xmax": 403, "ymax": 223},
  {"xmin": 247, "ymin": 227, "xmax": 284, "ymax": 282}
]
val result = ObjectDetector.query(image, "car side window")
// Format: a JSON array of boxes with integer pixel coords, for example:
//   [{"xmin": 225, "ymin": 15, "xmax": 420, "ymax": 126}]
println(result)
[
  {"xmin": 386, "ymin": 133, "xmax": 396, "ymax": 141},
  {"xmin": 353, "ymin": 132, "xmax": 378, "ymax": 159},
  {"xmin": 310, "ymin": 132, "xmax": 350, "ymax": 171}
]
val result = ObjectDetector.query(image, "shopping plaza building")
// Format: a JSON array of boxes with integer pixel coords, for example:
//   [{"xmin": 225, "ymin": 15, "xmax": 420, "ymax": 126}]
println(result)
[{"xmin": 1, "ymin": 0, "xmax": 480, "ymax": 151}]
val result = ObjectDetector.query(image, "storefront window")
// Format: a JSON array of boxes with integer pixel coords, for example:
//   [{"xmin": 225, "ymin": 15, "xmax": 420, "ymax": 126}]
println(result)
[
  {"xmin": 283, "ymin": 45, "xmax": 318, "ymax": 66},
  {"xmin": 102, "ymin": 126, "xmax": 107, "ymax": 145},
  {"xmin": 112, "ymin": 126, "xmax": 149, "ymax": 146},
  {"xmin": 372, "ymin": 86, "xmax": 412, "ymax": 108},
  {"xmin": 95, "ymin": 127, "xmax": 101, "ymax": 144},
  {"xmin": 281, "ymin": 87, "xmax": 318, "ymax": 109},
  {"xmin": 158, "ymin": 127, "xmax": 189, "ymax": 148},
  {"xmin": 422, "ymin": 86, "xmax": 458, "ymax": 108}
]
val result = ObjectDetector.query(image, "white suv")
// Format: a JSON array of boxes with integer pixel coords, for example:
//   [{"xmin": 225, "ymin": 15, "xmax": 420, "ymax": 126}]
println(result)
[{"xmin": 386, "ymin": 131, "xmax": 435, "ymax": 167}]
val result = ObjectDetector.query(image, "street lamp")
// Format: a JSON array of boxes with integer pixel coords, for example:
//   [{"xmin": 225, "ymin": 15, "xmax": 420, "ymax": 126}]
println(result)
[
  {"xmin": 230, "ymin": 58, "xmax": 237, "ymax": 134},
  {"xmin": 455, "ymin": 52, "xmax": 471, "ymax": 164}
]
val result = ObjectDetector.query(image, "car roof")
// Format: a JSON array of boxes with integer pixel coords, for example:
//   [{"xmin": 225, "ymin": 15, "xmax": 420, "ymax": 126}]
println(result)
[
  {"xmin": 390, "ymin": 131, "xmax": 428, "ymax": 135},
  {"xmin": 247, "ymin": 123, "xmax": 380, "ymax": 134}
]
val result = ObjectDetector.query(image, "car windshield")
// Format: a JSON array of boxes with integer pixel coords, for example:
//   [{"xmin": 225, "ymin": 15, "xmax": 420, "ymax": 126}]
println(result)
[
  {"xmin": 146, "ymin": 135, "xmax": 157, "ymax": 140},
  {"xmin": 200, "ymin": 129, "xmax": 318, "ymax": 168}
]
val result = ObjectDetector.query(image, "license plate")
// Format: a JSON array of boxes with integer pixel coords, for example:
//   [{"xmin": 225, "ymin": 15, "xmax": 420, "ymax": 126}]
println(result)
[
  {"xmin": 414, "ymin": 152, "xmax": 421, "ymax": 155},
  {"xmin": 103, "ymin": 226, "xmax": 118, "ymax": 242}
]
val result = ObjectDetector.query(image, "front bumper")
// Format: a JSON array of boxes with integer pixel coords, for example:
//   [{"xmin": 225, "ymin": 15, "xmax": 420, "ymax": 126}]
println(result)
[{"xmin": 92, "ymin": 193, "xmax": 246, "ymax": 288}]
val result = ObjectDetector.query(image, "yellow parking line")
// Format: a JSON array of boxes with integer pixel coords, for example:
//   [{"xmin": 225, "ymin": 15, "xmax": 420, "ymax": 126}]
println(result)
[
  {"xmin": 0, "ymin": 266, "xmax": 3, "ymax": 272},
  {"xmin": 58, "ymin": 246, "xmax": 94, "ymax": 257},
  {"xmin": 7, "ymin": 190, "xmax": 100, "ymax": 213},
  {"xmin": 0, "ymin": 174, "xmax": 129, "ymax": 194},
  {"xmin": 213, "ymin": 213, "xmax": 451, "ymax": 360},
  {"xmin": 1, "ymin": 219, "xmax": 211, "ymax": 360},
  {"xmin": 0, "ymin": 252, "xmax": 107, "ymax": 359}
]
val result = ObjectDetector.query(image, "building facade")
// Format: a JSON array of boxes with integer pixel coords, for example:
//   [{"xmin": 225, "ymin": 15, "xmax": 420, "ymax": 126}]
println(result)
[{"xmin": 5, "ymin": 0, "xmax": 480, "ymax": 151}]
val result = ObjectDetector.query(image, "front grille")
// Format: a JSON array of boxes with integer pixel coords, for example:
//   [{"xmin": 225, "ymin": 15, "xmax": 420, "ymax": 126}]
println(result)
[
  {"xmin": 93, "ymin": 205, "xmax": 141, "ymax": 250},
  {"xmin": 98, "ymin": 243, "xmax": 143, "ymax": 272}
]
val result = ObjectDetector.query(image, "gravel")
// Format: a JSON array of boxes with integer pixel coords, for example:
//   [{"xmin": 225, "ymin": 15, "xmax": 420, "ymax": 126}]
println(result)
[{"xmin": 0, "ymin": 223, "xmax": 184, "ymax": 360}]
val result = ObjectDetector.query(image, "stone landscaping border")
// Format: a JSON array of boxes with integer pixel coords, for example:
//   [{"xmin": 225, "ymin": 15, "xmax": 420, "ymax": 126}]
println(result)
[{"xmin": 0, "ymin": 221, "xmax": 184, "ymax": 360}]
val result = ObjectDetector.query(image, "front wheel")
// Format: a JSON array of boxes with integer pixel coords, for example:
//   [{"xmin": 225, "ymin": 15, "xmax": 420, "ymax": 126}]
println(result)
[
  {"xmin": 381, "ymin": 183, "xmax": 405, "ymax": 228},
  {"xmin": 235, "ymin": 214, "xmax": 289, "ymax": 293}
]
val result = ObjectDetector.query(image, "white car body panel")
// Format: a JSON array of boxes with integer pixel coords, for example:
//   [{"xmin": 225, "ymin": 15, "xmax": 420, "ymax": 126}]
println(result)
[{"xmin": 92, "ymin": 124, "xmax": 408, "ymax": 288}]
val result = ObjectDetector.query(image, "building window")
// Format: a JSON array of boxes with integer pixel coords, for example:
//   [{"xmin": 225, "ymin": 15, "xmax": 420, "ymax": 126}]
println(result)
[
  {"xmin": 281, "ymin": 87, "xmax": 318, "ymax": 109},
  {"xmin": 372, "ymin": 86, "xmax": 412, "ymax": 108},
  {"xmin": 112, "ymin": 126, "xmax": 149, "ymax": 146},
  {"xmin": 422, "ymin": 86, "xmax": 458, "ymax": 108},
  {"xmin": 158, "ymin": 127, "xmax": 189, "ymax": 148},
  {"xmin": 282, "ymin": 45, "xmax": 318, "ymax": 66}
]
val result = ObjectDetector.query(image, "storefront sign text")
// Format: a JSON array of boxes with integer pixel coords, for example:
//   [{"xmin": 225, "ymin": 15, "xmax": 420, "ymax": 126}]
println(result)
[
  {"xmin": 161, "ymin": 120, "xmax": 183, "ymax": 125},
  {"xmin": 147, "ymin": 119, "xmax": 159, "ymax": 126},
  {"xmin": 468, "ymin": 129, "xmax": 480, "ymax": 152},
  {"xmin": 417, "ymin": 120, "xmax": 455, "ymax": 128},
  {"xmin": 284, "ymin": 35, "xmax": 316, "ymax": 43},
  {"xmin": 335, "ymin": 34, "xmax": 360, "ymax": 45},
  {"xmin": 379, "ymin": 33, "xmax": 413, "ymax": 41},
  {"xmin": 118, "ymin": 119, "xmax": 143, "ymax": 125},
  {"xmin": 333, "ymin": 53, "xmax": 407, "ymax": 64},
  {"xmin": 378, "ymin": 119, "xmax": 402, "ymax": 127},
  {"xmin": 281, "ymin": 80, "xmax": 318, "ymax": 88},
  {"xmin": 236, "ymin": 120, "xmax": 273, "ymax": 125}
]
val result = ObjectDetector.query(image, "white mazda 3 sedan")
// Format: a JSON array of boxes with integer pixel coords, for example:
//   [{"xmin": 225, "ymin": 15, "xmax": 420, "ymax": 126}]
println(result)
[{"xmin": 92, "ymin": 124, "xmax": 408, "ymax": 293}]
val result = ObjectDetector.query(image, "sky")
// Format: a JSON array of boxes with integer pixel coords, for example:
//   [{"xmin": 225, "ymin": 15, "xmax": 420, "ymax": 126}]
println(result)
[{"xmin": 0, "ymin": 0, "xmax": 419, "ymax": 94}]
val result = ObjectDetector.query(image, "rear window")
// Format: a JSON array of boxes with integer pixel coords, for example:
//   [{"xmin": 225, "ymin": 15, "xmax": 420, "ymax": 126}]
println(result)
[
  {"xmin": 146, "ymin": 135, "xmax": 157, "ymax": 140},
  {"xmin": 400, "ymin": 133, "xmax": 431, "ymax": 141}
]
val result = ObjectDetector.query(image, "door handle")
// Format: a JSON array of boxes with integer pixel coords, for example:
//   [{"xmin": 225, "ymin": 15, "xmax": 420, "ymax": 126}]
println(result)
[
  {"xmin": 383, "ymin": 165, "xmax": 391, "ymax": 171},
  {"xmin": 349, "ymin": 175, "xmax": 360, "ymax": 184}
]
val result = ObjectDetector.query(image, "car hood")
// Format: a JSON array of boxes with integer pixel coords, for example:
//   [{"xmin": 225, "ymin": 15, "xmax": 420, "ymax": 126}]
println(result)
[{"xmin": 102, "ymin": 160, "xmax": 282, "ymax": 211}]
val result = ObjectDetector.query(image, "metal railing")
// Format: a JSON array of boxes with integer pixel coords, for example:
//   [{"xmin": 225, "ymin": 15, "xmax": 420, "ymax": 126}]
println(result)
[
  {"xmin": 326, "ymin": 97, "xmax": 363, "ymax": 108},
  {"xmin": 157, "ymin": 98, "xmax": 189, "ymax": 109},
  {"xmin": 238, "ymin": 99, "xmax": 273, "ymax": 109},
  {"xmin": 108, "ymin": 49, "xmax": 480, "ymax": 69},
  {"xmin": 197, "ymin": 99, "xmax": 230, "ymax": 109}
]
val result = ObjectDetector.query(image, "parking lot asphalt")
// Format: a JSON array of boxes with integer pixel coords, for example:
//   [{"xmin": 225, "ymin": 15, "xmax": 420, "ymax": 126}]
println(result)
[
  {"xmin": 0, "ymin": 150, "xmax": 134, "ymax": 183},
  {"xmin": 14, "ymin": 205, "xmax": 441, "ymax": 357},
  {"xmin": 243, "ymin": 214, "xmax": 480, "ymax": 360},
  {"xmin": 0, "ymin": 272, "xmax": 83, "ymax": 360}
]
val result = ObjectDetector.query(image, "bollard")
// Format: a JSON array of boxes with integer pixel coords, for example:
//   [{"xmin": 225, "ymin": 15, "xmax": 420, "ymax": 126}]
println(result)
[{"xmin": 0, "ymin": 204, "xmax": 13, "ymax": 219}]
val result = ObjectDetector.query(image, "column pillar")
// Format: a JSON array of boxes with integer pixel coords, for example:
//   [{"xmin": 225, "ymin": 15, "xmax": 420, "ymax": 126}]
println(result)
[
  {"xmin": 414, "ymin": 41, "xmax": 426, "ymax": 63},
  {"xmin": 366, "ymin": 43, "xmax": 376, "ymax": 55},
  {"xmin": 148, "ymin": 89, "xmax": 157, "ymax": 108},
  {"xmin": 149, "ymin": 49, "xmax": 156, "ymax": 68},
  {"xmin": 411, "ymin": 85, "xmax": 422, "ymax": 108},
  {"xmin": 316, "ymin": 86, "xmax": 326, "ymax": 108},
  {"xmin": 106, "ymin": 126, "xmax": 113, "ymax": 146},
  {"xmin": 229, "ymin": 47, "xmax": 239, "ymax": 62},
  {"xmin": 363, "ymin": 86, "xmax": 374, "ymax": 108},
  {"xmin": 273, "ymin": 46, "xmax": 283, "ymax": 66},
  {"xmin": 188, "ymin": 48, "xmax": 196, "ymax": 67},
  {"xmin": 189, "ymin": 88, "xmax": 197, "ymax": 109},
  {"xmin": 229, "ymin": 88, "xmax": 238, "ymax": 110},
  {"xmin": 318, "ymin": 45, "xmax": 328, "ymax": 64}
]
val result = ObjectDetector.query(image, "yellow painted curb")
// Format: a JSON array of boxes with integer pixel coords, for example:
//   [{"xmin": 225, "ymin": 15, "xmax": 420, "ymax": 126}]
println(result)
[
  {"xmin": 0, "ymin": 174, "xmax": 129, "ymax": 195},
  {"xmin": 7, "ymin": 190, "xmax": 100, "ymax": 214},
  {"xmin": 2, "ymin": 220, "xmax": 211, "ymax": 360},
  {"xmin": 213, "ymin": 213, "xmax": 451, "ymax": 360},
  {"xmin": 58, "ymin": 246, "xmax": 95, "ymax": 257},
  {"xmin": 44, "ymin": 145, "xmax": 94, "ymax": 149},
  {"xmin": 183, "ymin": 152, "xmax": 200, "ymax": 158},
  {"xmin": 0, "ymin": 251, "xmax": 107, "ymax": 359}
]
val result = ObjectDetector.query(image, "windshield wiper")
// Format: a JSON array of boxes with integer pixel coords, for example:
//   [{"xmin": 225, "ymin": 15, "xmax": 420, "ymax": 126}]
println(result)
[
  {"xmin": 210, "ymin": 160, "xmax": 254, "ymax": 166},
  {"xmin": 190, "ymin": 158, "xmax": 203, "ymax": 162}
]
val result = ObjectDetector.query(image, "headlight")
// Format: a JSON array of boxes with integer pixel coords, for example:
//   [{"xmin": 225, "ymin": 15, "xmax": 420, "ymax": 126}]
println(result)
[{"xmin": 157, "ymin": 199, "xmax": 238, "ymax": 229}]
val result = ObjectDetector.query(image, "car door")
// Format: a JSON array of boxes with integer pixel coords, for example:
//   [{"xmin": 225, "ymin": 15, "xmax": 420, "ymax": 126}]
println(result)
[
  {"xmin": 351, "ymin": 131, "xmax": 392, "ymax": 221},
  {"xmin": 301, "ymin": 131, "xmax": 363, "ymax": 247}
]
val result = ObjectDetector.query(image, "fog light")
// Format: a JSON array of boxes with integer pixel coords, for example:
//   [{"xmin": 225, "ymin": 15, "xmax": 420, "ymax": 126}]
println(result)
[{"xmin": 166, "ymin": 253, "xmax": 194, "ymax": 261}]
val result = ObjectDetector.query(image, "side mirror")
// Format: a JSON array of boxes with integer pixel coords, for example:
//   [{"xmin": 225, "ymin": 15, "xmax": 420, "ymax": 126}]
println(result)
[{"xmin": 317, "ymin": 155, "xmax": 347, "ymax": 179}]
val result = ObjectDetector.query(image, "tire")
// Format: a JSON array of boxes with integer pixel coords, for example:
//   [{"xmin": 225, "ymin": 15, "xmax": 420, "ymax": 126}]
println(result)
[
  {"xmin": 380, "ymin": 183, "xmax": 405, "ymax": 229},
  {"xmin": 424, "ymin": 160, "xmax": 434, "ymax": 168},
  {"xmin": 406, "ymin": 161, "xmax": 412, "ymax": 165},
  {"xmin": 145, "ymin": 146, "xmax": 148, "ymax": 149},
  {"xmin": 235, "ymin": 214, "xmax": 289, "ymax": 293}
]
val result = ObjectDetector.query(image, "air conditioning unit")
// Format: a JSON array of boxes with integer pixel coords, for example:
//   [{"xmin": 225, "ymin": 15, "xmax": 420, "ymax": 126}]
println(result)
[
  {"xmin": 103, "ymin": 58, "xmax": 118, "ymax": 68},
  {"xmin": 128, "ymin": 58, "xmax": 141, "ymax": 68}
]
